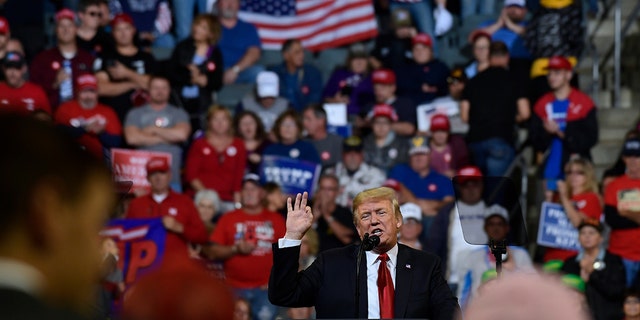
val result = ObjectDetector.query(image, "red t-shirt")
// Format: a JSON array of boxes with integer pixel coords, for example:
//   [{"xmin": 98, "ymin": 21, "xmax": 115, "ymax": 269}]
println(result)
[
  {"xmin": 54, "ymin": 100, "xmax": 122, "ymax": 158},
  {"xmin": 0, "ymin": 82, "xmax": 51, "ymax": 114},
  {"xmin": 126, "ymin": 191, "xmax": 209, "ymax": 263},
  {"xmin": 604, "ymin": 175, "xmax": 640, "ymax": 260},
  {"xmin": 184, "ymin": 137, "xmax": 246, "ymax": 200},
  {"xmin": 210, "ymin": 209, "xmax": 286, "ymax": 288},
  {"xmin": 544, "ymin": 191, "xmax": 602, "ymax": 262}
]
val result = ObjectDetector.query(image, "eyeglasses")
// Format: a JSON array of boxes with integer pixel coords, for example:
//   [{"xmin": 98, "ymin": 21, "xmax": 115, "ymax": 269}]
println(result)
[
  {"xmin": 565, "ymin": 170, "xmax": 585, "ymax": 176},
  {"xmin": 87, "ymin": 11, "xmax": 102, "ymax": 17}
]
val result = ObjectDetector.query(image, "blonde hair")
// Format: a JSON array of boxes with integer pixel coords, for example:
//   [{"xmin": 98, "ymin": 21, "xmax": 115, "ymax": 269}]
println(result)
[
  {"xmin": 192, "ymin": 14, "xmax": 221, "ymax": 45},
  {"xmin": 352, "ymin": 187, "xmax": 402, "ymax": 224},
  {"xmin": 205, "ymin": 105, "xmax": 234, "ymax": 135},
  {"xmin": 564, "ymin": 157, "xmax": 598, "ymax": 195},
  {"xmin": 302, "ymin": 228, "xmax": 319, "ymax": 256}
]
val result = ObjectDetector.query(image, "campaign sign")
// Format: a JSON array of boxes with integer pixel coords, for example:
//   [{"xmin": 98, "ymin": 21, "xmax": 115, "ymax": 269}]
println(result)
[
  {"xmin": 416, "ymin": 100, "xmax": 460, "ymax": 132},
  {"xmin": 327, "ymin": 124, "xmax": 353, "ymax": 138},
  {"xmin": 111, "ymin": 148, "xmax": 171, "ymax": 194},
  {"xmin": 260, "ymin": 155, "xmax": 321, "ymax": 196},
  {"xmin": 536, "ymin": 202, "xmax": 581, "ymax": 251},
  {"xmin": 100, "ymin": 218, "xmax": 167, "ymax": 285}
]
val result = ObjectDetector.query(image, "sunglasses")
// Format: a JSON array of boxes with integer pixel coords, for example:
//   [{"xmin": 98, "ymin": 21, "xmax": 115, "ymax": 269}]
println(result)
[
  {"xmin": 87, "ymin": 11, "xmax": 102, "ymax": 17},
  {"xmin": 565, "ymin": 170, "xmax": 585, "ymax": 175}
]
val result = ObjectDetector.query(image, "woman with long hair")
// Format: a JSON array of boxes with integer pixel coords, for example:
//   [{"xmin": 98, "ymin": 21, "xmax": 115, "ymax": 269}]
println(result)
[
  {"xmin": 185, "ymin": 105, "xmax": 246, "ymax": 213},
  {"xmin": 233, "ymin": 110, "xmax": 271, "ymax": 174},
  {"xmin": 170, "ymin": 14, "xmax": 224, "ymax": 131},
  {"xmin": 262, "ymin": 110, "xmax": 321, "ymax": 164},
  {"xmin": 544, "ymin": 157, "xmax": 602, "ymax": 262}
]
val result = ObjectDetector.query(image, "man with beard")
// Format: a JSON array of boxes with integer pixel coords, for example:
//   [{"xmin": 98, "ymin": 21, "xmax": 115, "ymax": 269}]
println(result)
[
  {"xmin": 124, "ymin": 75, "xmax": 191, "ymax": 191},
  {"xmin": 54, "ymin": 73, "xmax": 122, "ymax": 160},
  {"xmin": 0, "ymin": 51, "xmax": 50, "ymax": 115}
]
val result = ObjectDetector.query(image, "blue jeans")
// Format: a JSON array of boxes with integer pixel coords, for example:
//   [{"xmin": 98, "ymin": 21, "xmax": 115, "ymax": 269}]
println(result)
[
  {"xmin": 390, "ymin": 1, "xmax": 437, "ymax": 54},
  {"xmin": 468, "ymin": 138, "xmax": 515, "ymax": 176},
  {"xmin": 623, "ymin": 258, "xmax": 640, "ymax": 287},
  {"xmin": 153, "ymin": 33, "xmax": 176, "ymax": 49},
  {"xmin": 235, "ymin": 65, "xmax": 266, "ymax": 84},
  {"xmin": 173, "ymin": 0, "xmax": 209, "ymax": 41},
  {"xmin": 460, "ymin": 0, "xmax": 496, "ymax": 19},
  {"xmin": 234, "ymin": 287, "xmax": 278, "ymax": 320}
]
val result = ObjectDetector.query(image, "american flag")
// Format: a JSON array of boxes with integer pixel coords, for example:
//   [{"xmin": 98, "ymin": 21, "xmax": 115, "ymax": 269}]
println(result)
[{"xmin": 238, "ymin": 0, "xmax": 378, "ymax": 51}]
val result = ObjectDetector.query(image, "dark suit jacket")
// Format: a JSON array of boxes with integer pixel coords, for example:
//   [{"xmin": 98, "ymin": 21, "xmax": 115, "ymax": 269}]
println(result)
[
  {"xmin": 0, "ymin": 288, "xmax": 87, "ymax": 320},
  {"xmin": 269, "ymin": 243, "xmax": 460, "ymax": 319}
]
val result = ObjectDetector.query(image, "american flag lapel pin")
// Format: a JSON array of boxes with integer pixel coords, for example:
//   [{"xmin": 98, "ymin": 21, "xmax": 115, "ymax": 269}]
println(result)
[{"xmin": 406, "ymin": 264, "xmax": 411, "ymax": 269}]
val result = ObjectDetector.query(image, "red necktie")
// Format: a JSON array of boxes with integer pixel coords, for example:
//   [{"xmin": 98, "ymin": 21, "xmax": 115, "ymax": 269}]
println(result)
[{"xmin": 377, "ymin": 253, "xmax": 394, "ymax": 319}]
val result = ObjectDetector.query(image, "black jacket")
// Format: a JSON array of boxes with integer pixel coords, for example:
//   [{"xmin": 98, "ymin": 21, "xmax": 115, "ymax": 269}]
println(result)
[
  {"xmin": 169, "ymin": 37, "xmax": 223, "ymax": 104},
  {"xmin": 562, "ymin": 250, "xmax": 626, "ymax": 320}
]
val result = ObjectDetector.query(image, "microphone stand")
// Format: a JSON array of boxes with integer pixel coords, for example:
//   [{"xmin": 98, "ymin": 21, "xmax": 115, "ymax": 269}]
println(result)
[
  {"xmin": 489, "ymin": 238, "xmax": 507, "ymax": 276},
  {"xmin": 355, "ymin": 233, "xmax": 379, "ymax": 318}
]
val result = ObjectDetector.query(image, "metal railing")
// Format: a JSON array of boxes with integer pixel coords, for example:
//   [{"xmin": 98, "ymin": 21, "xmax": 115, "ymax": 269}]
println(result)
[{"xmin": 586, "ymin": 0, "xmax": 640, "ymax": 108}]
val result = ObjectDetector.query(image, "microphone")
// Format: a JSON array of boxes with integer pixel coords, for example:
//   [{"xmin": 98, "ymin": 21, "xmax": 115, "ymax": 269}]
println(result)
[
  {"xmin": 362, "ymin": 233, "xmax": 380, "ymax": 251},
  {"xmin": 356, "ymin": 233, "xmax": 381, "ymax": 317}
]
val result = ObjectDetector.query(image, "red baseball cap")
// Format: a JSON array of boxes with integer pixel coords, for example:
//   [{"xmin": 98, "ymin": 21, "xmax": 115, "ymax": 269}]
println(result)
[
  {"xmin": 457, "ymin": 166, "xmax": 483, "ymax": 184},
  {"xmin": 146, "ymin": 157, "xmax": 170, "ymax": 174},
  {"xmin": 546, "ymin": 56, "xmax": 573, "ymax": 71},
  {"xmin": 111, "ymin": 13, "xmax": 135, "ymax": 28},
  {"xmin": 412, "ymin": 33, "xmax": 433, "ymax": 47},
  {"xmin": 368, "ymin": 104, "xmax": 398, "ymax": 122},
  {"xmin": 382, "ymin": 178, "xmax": 401, "ymax": 191},
  {"xmin": 55, "ymin": 9, "xmax": 76, "ymax": 23},
  {"xmin": 469, "ymin": 30, "xmax": 491, "ymax": 44},
  {"xmin": 0, "ymin": 17, "xmax": 9, "ymax": 34},
  {"xmin": 76, "ymin": 74, "xmax": 98, "ymax": 91},
  {"xmin": 372, "ymin": 69, "xmax": 396, "ymax": 85},
  {"xmin": 430, "ymin": 114, "xmax": 450, "ymax": 132}
]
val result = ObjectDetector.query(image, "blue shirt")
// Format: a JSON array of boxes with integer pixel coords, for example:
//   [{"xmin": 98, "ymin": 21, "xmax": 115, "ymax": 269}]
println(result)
[
  {"xmin": 389, "ymin": 164, "xmax": 454, "ymax": 200},
  {"xmin": 543, "ymin": 99, "xmax": 569, "ymax": 190},
  {"xmin": 270, "ymin": 63, "xmax": 323, "ymax": 112},
  {"xmin": 263, "ymin": 139, "xmax": 321, "ymax": 164},
  {"xmin": 479, "ymin": 20, "xmax": 532, "ymax": 59},
  {"xmin": 219, "ymin": 20, "xmax": 261, "ymax": 69}
]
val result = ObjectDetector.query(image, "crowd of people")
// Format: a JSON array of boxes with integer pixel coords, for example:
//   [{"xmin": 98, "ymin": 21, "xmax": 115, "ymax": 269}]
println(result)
[{"xmin": 0, "ymin": 0, "xmax": 639, "ymax": 319}]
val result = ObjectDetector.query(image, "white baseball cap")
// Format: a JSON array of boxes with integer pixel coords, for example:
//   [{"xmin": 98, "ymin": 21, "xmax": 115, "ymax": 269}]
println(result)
[
  {"xmin": 256, "ymin": 71, "xmax": 279, "ymax": 98},
  {"xmin": 401, "ymin": 203, "xmax": 422, "ymax": 222},
  {"xmin": 504, "ymin": 0, "xmax": 526, "ymax": 7}
]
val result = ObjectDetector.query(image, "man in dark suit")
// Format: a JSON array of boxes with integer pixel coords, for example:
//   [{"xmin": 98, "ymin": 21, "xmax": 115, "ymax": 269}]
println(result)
[
  {"xmin": 269, "ymin": 187, "xmax": 460, "ymax": 319},
  {"xmin": 0, "ymin": 114, "xmax": 115, "ymax": 319}
]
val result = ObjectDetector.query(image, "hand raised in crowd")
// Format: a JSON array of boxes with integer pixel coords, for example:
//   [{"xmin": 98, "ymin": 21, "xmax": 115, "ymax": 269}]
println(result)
[
  {"xmin": 285, "ymin": 192, "xmax": 313, "ymax": 240},
  {"xmin": 556, "ymin": 180, "xmax": 569, "ymax": 199}
]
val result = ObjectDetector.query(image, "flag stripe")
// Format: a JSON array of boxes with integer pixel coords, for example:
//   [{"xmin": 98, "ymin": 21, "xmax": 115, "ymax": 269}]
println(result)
[{"xmin": 239, "ymin": 0, "xmax": 378, "ymax": 52}]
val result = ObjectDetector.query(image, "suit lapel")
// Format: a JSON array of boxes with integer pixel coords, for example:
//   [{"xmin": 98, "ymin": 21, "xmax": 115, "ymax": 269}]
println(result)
[{"xmin": 394, "ymin": 245, "xmax": 412, "ymax": 317}]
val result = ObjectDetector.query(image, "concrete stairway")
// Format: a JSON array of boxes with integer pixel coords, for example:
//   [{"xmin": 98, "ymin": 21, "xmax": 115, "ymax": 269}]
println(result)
[{"xmin": 592, "ymin": 108, "xmax": 640, "ymax": 179}]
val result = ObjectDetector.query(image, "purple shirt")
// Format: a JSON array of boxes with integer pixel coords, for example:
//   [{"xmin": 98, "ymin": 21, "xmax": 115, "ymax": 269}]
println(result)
[{"xmin": 322, "ymin": 68, "xmax": 374, "ymax": 115}]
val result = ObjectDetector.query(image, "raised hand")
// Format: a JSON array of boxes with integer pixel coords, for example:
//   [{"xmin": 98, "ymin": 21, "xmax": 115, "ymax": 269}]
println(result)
[{"xmin": 285, "ymin": 192, "xmax": 313, "ymax": 240}]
